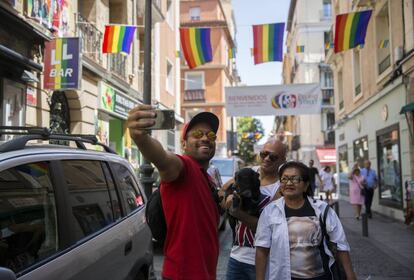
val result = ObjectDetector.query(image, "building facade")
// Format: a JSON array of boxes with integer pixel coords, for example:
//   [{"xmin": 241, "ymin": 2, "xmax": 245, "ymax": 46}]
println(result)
[
  {"xmin": 180, "ymin": 0, "xmax": 239, "ymax": 157},
  {"xmin": 0, "ymin": 0, "xmax": 182, "ymax": 172},
  {"xmin": 327, "ymin": 0, "xmax": 414, "ymax": 221},
  {"xmin": 283, "ymin": 0, "xmax": 336, "ymax": 167}
]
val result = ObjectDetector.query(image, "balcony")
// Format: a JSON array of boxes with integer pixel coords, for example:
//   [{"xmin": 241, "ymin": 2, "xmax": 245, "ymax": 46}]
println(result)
[
  {"xmin": 77, "ymin": 14, "xmax": 103, "ymax": 65},
  {"xmin": 184, "ymin": 89, "xmax": 205, "ymax": 102},
  {"xmin": 108, "ymin": 53, "xmax": 127, "ymax": 79},
  {"xmin": 324, "ymin": 131, "xmax": 335, "ymax": 146},
  {"xmin": 378, "ymin": 55, "xmax": 391, "ymax": 75}
]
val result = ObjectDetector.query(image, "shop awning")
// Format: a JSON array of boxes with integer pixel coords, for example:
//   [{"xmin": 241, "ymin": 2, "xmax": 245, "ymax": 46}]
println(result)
[
  {"xmin": 316, "ymin": 148, "xmax": 336, "ymax": 164},
  {"xmin": 400, "ymin": 102, "xmax": 414, "ymax": 114}
]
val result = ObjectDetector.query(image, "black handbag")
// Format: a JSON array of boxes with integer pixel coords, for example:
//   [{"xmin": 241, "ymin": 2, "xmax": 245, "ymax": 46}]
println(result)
[{"xmin": 320, "ymin": 206, "xmax": 347, "ymax": 280}]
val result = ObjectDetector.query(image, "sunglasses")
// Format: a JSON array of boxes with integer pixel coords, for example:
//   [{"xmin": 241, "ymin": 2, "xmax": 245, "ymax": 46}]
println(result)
[
  {"xmin": 280, "ymin": 176, "xmax": 303, "ymax": 184},
  {"xmin": 190, "ymin": 129, "xmax": 217, "ymax": 141},
  {"xmin": 259, "ymin": 150, "xmax": 280, "ymax": 162}
]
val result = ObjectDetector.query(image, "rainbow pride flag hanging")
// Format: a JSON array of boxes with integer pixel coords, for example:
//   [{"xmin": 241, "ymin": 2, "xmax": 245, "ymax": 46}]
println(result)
[
  {"xmin": 252, "ymin": 23, "xmax": 285, "ymax": 64},
  {"xmin": 296, "ymin": 45, "xmax": 305, "ymax": 53},
  {"xmin": 334, "ymin": 10, "xmax": 372, "ymax": 53},
  {"xmin": 102, "ymin": 25, "xmax": 136, "ymax": 54},
  {"xmin": 180, "ymin": 28, "xmax": 212, "ymax": 69},
  {"xmin": 229, "ymin": 47, "xmax": 236, "ymax": 59}
]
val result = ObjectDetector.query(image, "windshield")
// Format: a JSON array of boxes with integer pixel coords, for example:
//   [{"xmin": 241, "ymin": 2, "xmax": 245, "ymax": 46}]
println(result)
[{"xmin": 211, "ymin": 159, "xmax": 234, "ymax": 177}]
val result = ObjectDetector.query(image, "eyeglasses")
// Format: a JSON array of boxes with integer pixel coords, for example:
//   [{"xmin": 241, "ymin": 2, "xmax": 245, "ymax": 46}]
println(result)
[
  {"xmin": 259, "ymin": 150, "xmax": 280, "ymax": 162},
  {"xmin": 189, "ymin": 129, "xmax": 217, "ymax": 141},
  {"xmin": 280, "ymin": 176, "xmax": 303, "ymax": 184}
]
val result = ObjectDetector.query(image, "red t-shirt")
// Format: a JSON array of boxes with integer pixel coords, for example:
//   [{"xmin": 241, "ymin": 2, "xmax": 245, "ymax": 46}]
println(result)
[{"xmin": 160, "ymin": 155, "xmax": 219, "ymax": 280}]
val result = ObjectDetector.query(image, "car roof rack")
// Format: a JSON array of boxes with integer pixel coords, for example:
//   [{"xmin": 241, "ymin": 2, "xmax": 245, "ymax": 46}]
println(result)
[{"xmin": 0, "ymin": 126, "xmax": 117, "ymax": 154}]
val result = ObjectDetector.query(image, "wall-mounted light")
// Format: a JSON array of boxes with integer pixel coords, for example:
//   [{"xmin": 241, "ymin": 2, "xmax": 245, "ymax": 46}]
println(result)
[{"xmin": 400, "ymin": 101, "xmax": 414, "ymax": 145}]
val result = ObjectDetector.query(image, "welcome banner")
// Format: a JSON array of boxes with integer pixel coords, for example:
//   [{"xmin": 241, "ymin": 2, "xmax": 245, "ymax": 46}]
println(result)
[
  {"xmin": 44, "ymin": 37, "xmax": 81, "ymax": 90},
  {"xmin": 225, "ymin": 84, "xmax": 321, "ymax": 116}
]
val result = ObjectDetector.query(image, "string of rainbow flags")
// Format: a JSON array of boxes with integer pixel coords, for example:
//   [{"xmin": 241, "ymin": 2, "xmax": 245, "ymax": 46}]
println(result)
[{"xmin": 101, "ymin": 10, "xmax": 388, "ymax": 70}]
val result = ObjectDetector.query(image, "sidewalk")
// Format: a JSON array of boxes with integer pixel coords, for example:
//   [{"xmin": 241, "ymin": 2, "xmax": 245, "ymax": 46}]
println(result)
[{"xmin": 336, "ymin": 199, "xmax": 414, "ymax": 280}]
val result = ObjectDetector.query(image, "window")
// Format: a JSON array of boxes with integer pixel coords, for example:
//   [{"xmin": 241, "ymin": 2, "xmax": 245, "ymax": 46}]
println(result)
[
  {"xmin": 185, "ymin": 72, "xmax": 204, "ymax": 90},
  {"xmin": 353, "ymin": 50, "xmax": 361, "ymax": 97},
  {"xmin": 377, "ymin": 124, "xmax": 402, "ymax": 208},
  {"xmin": 166, "ymin": 0, "xmax": 173, "ymax": 27},
  {"xmin": 112, "ymin": 163, "xmax": 144, "ymax": 215},
  {"xmin": 0, "ymin": 162, "xmax": 58, "ymax": 273},
  {"xmin": 62, "ymin": 161, "xmax": 116, "ymax": 241},
  {"xmin": 320, "ymin": 69, "xmax": 333, "ymax": 88},
  {"xmin": 337, "ymin": 70, "xmax": 344, "ymax": 110},
  {"xmin": 189, "ymin": 7, "xmax": 200, "ymax": 21},
  {"xmin": 376, "ymin": 4, "xmax": 391, "ymax": 75},
  {"xmin": 338, "ymin": 145, "xmax": 349, "ymax": 196},
  {"xmin": 353, "ymin": 136, "xmax": 368, "ymax": 167},
  {"xmin": 166, "ymin": 59, "xmax": 173, "ymax": 94},
  {"xmin": 322, "ymin": 0, "xmax": 332, "ymax": 18}
]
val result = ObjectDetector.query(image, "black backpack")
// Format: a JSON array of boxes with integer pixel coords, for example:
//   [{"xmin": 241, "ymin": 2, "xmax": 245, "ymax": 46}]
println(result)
[
  {"xmin": 145, "ymin": 188, "xmax": 167, "ymax": 244},
  {"xmin": 145, "ymin": 180, "xmax": 223, "ymax": 244}
]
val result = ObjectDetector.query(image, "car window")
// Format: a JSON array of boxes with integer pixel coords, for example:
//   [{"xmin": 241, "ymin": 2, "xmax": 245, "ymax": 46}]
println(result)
[
  {"xmin": 101, "ymin": 163, "xmax": 122, "ymax": 221},
  {"xmin": 61, "ymin": 160, "xmax": 117, "ymax": 241},
  {"xmin": 111, "ymin": 163, "xmax": 144, "ymax": 215},
  {"xmin": 0, "ymin": 162, "xmax": 58, "ymax": 274},
  {"xmin": 211, "ymin": 160, "xmax": 234, "ymax": 177}
]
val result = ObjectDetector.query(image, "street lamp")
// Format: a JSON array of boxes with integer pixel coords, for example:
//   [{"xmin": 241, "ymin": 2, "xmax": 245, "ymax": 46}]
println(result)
[{"xmin": 139, "ymin": 0, "xmax": 155, "ymax": 199}]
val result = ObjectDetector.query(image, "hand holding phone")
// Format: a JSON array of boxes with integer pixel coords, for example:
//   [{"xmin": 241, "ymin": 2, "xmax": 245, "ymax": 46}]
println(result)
[{"xmin": 146, "ymin": 110, "xmax": 175, "ymax": 130}]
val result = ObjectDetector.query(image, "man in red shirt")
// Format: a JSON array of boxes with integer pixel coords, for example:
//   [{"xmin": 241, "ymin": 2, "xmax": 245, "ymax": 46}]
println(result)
[{"xmin": 128, "ymin": 105, "xmax": 220, "ymax": 280}]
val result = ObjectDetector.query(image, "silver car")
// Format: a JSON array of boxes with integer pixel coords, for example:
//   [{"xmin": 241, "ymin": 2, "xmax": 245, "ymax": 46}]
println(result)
[{"xmin": 0, "ymin": 130, "xmax": 153, "ymax": 280}]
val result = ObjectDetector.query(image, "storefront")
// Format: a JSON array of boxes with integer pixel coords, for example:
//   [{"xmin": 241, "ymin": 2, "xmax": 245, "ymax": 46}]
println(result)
[
  {"xmin": 335, "ymin": 77, "xmax": 411, "ymax": 221},
  {"xmin": 98, "ymin": 82, "xmax": 141, "ymax": 170},
  {"xmin": 0, "ymin": 3, "xmax": 50, "ymax": 132}
]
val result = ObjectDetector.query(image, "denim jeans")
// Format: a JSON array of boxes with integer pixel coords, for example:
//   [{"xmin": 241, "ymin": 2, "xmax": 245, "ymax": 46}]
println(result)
[{"xmin": 226, "ymin": 257, "xmax": 256, "ymax": 280}]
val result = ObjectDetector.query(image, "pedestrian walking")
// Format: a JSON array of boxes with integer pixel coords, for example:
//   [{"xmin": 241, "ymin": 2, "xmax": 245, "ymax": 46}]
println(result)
[
  {"xmin": 220, "ymin": 139, "xmax": 287, "ymax": 280},
  {"xmin": 255, "ymin": 161, "xmax": 356, "ymax": 280},
  {"xmin": 348, "ymin": 166, "xmax": 366, "ymax": 219},
  {"xmin": 319, "ymin": 166, "xmax": 335, "ymax": 202},
  {"xmin": 128, "ymin": 105, "xmax": 220, "ymax": 280},
  {"xmin": 308, "ymin": 159, "xmax": 323, "ymax": 197},
  {"xmin": 360, "ymin": 160, "xmax": 378, "ymax": 218}
]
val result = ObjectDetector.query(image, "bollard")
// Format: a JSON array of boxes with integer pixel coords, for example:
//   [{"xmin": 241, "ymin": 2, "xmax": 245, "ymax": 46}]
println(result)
[
  {"xmin": 361, "ymin": 213, "xmax": 369, "ymax": 237},
  {"xmin": 333, "ymin": 201, "xmax": 340, "ymax": 217}
]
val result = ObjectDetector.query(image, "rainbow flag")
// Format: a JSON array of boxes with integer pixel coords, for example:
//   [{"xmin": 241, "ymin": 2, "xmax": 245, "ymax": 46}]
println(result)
[
  {"xmin": 180, "ymin": 28, "xmax": 212, "ymax": 69},
  {"xmin": 325, "ymin": 42, "xmax": 334, "ymax": 49},
  {"xmin": 253, "ymin": 23, "xmax": 284, "ymax": 64},
  {"xmin": 379, "ymin": 39, "xmax": 389, "ymax": 48},
  {"xmin": 229, "ymin": 47, "xmax": 236, "ymax": 59},
  {"xmin": 334, "ymin": 10, "xmax": 372, "ymax": 53},
  {"xmin": 296, "ymin": 45, "xmax": 305, "ymax": 53},
  {"xmin": 102, "ymin": 25, "xmax": 136, "ymax": 54}
]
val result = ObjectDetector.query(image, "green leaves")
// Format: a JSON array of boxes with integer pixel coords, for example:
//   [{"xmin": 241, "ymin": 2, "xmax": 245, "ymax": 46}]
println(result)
[{"xmin": 236, "ymin": 117, "xmax": 264, "ymax": 164}]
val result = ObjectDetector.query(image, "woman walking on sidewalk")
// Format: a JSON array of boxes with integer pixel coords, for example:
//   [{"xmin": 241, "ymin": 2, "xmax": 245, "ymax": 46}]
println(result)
[
  {"xmin": 255, "ymin": 161, "xmax": 356, "ymax": 280},
  {"xmin": 348, "ymin": 166, "xmax": 366, "ymax": 220}
]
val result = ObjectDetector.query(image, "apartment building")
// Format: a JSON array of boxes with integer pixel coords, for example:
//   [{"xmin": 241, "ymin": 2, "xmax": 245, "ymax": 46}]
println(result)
[
  {"xmin": 283, "ymin": 0, "xmax": 336, "ymax": 167},
  {"xmin": 327, "ymin": 0, "xmax": 414, "ymax": 221},
  {"xmin": 180, "ymin": 0, "xmax": 240, "ymax": 157},
  {"xmin": 0, "ymin": 0, "xmax": 182, "ymax": 170}
]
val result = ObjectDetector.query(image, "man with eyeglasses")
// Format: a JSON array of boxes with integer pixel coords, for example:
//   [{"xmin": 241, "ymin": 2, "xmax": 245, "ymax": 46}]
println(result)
[
  {"xmin": 128, "ymin": 105, "xmax": 221, "ymax": 280},
  {"xmin": 220, "ymin": 139, "xmax": 287, "ymax": 280}
]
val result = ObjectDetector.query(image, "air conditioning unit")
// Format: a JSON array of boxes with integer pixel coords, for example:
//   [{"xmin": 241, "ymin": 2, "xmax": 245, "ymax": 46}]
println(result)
[{"xmin": 395, "ymin": 46, "xmax": 403, "ymax": 61}]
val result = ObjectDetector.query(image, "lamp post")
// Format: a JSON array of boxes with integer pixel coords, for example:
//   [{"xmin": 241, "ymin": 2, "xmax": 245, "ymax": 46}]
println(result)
[{"xmin": 139, "ymin": 0, "xmax": 155, "ymax": 199}]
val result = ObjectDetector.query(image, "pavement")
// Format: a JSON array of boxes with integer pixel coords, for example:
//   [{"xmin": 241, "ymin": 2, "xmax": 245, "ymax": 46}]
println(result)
[{"xmin": 153, "ymin": 200, "xmax": 414, "ymax": 279}]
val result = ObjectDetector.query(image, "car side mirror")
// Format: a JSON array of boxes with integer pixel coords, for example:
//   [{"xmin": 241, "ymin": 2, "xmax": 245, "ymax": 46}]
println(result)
[{"xmin": 0, "ymin": 267, "xmax": 16, "ymax": 280}]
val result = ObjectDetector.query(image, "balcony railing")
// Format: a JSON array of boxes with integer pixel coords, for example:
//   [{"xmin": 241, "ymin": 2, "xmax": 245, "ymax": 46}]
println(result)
[
  {"xmin": 378, "ymin": 55, "xmax": 391, "ymax": 75},
  {"xmin": 355, "ymin": 83, "xmax": 361, "ymax": 96},
  {"xmin": 184, "ymin": 89, "xmax": 205, "ymax": 102},
  {"xmin": 109, "ymin": 54, "xmax": 127, "ymax": 79},
  {"xmin": 77, "ymin": 13, "xmax": 103, "ymax": 65}
]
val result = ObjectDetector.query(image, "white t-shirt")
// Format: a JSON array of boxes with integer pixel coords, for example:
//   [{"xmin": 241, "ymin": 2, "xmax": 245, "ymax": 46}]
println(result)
[
  {"xmin": 320, "ymin": 170, "xmax": 334, "ymax": 191},
  {"xmin": 230, "ymin": 167, "xmax": 280, "ymax": 265}
]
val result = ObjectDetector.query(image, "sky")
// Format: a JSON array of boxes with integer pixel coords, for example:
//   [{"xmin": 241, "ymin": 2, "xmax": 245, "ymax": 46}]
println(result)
[{"xmin": 232, "ymin": 0, "xmax": 291, "ymax": 143}]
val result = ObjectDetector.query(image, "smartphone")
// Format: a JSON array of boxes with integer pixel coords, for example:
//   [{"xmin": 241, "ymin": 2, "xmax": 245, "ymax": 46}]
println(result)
[{"xmin": 147, "ymin": 110, "xmax": 175, "ymax": 130}]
